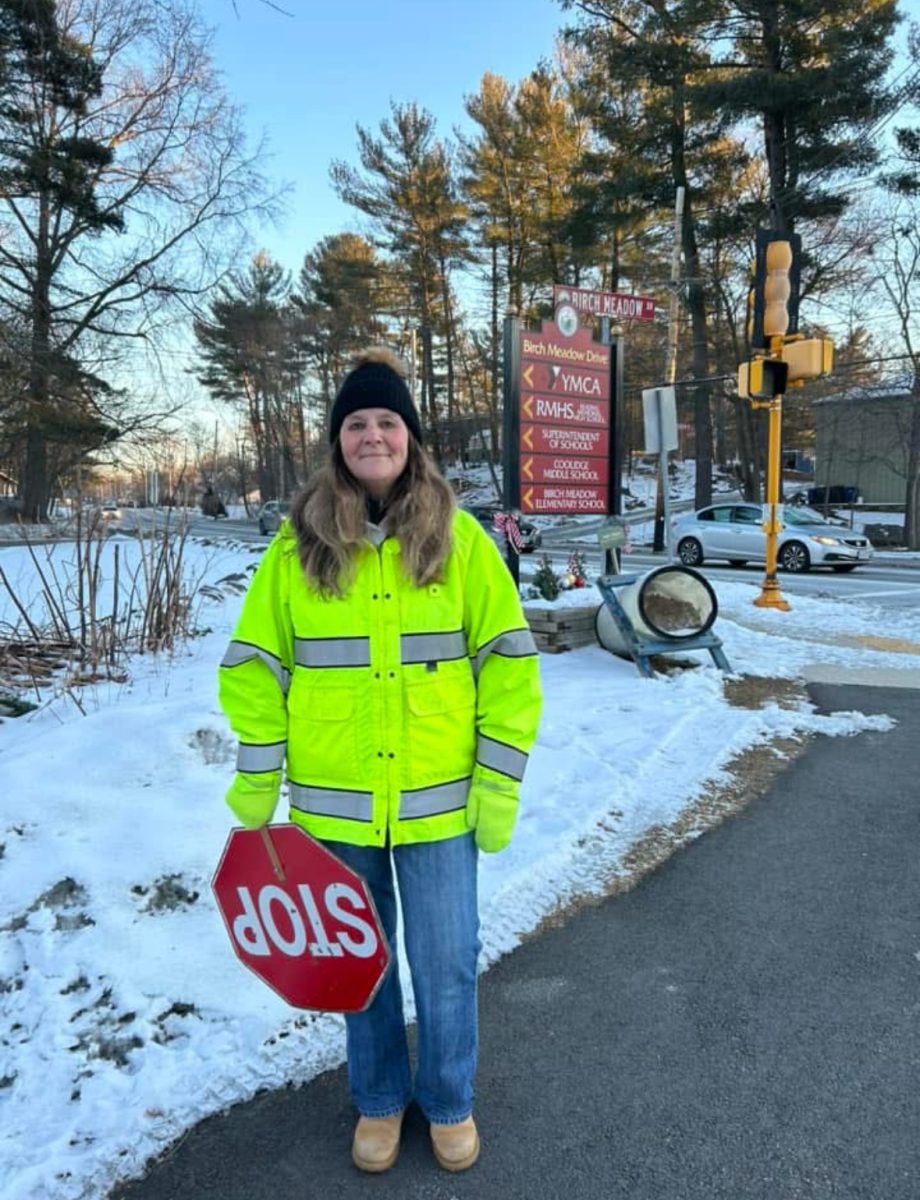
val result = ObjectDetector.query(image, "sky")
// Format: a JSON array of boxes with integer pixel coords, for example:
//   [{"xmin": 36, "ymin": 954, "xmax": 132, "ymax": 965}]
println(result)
[
  {"xmin": 2, "ymin": 490, "xmax": 920, "ymax": 1197},
  {"xmin": 198, "ymin": 0, "xmax": 567, "ymax": 277}
]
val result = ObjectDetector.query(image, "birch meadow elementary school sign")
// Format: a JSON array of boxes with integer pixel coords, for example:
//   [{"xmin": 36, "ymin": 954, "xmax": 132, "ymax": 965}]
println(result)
[{"xmin": 516, "ymin": 319, "xmax": 612, "ymax": 514}]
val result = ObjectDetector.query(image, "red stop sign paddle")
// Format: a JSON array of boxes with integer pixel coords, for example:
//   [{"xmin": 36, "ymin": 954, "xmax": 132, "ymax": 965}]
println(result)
[{"xmin": 212, "ymin": 824, "xmax": 391, "ymax": 1013}]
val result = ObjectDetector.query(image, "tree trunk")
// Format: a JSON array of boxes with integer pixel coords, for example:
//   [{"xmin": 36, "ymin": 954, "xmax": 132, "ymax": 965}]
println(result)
[
  {"xmin": 296, "ymin": 390, "xmax": 309, "ymax": 485},
  {"xmin": 22, "ymin": 196, "xmax": 53, "ymax": 523},
  {"xmin": 420, "ymin": 320, "xmax": 442, "ymax": 464},
  {"xmin": 682, "ymin": 204, "xmax": 713, "ymax": 508},
  {"xmin": 734, "ymin": 398, "xmax": 762, "ymax": 502},
  {"xmin": 489, "ymin": 244, "xmax": 501, "ymax": 462},
  {"xmin": 761, "ymin": 6, "xmax": 790, "ymax": 232},
  {"xmin": 438, "ymin": 252, "xmax": 456, "ymax": 433},
  {"xmin": 22, "ymin": 422, "xmax": 49, "ymax": 523},
  {"xmin": 668, "ymin": 83, "xmax": 713, "ymax": 511}
]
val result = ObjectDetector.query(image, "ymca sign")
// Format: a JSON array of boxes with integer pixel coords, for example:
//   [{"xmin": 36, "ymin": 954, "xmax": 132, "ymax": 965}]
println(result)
[{"xmin": 212, "ymin": 824, "xmax": 390, "ymax": 1013}]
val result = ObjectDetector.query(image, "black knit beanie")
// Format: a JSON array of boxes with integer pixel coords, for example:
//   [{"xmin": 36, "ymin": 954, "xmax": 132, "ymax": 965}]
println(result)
[{"xmin": 328, "ymin": 358, "xmax": 422, "ymax": 444}]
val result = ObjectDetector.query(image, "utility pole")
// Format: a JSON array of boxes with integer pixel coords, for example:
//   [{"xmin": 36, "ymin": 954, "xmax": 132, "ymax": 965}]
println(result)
[{"xmin": 653, "ymin": 187, "xmax": 684, "ymax": 552}]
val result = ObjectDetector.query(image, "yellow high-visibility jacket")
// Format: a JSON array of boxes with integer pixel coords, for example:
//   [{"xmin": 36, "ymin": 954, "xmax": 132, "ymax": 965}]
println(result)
[{"xmin": 218, "ymin": 510, "xmax": 542, "ymax": 847}]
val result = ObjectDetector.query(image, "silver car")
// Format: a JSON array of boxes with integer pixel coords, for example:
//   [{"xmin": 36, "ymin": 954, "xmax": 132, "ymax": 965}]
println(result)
[
  {"xmin": 670, "ymin": 502, "xmax": 874, "ymax": 573},
  {"xmin": 257, "ymin": 500, "xmax": 291, "ymax": 536}
]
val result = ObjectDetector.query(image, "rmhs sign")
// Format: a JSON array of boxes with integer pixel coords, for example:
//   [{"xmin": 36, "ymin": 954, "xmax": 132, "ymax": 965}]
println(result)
[{"xmin": 212, "ymin": 824, "xmax": 390, "ymax": 1012}]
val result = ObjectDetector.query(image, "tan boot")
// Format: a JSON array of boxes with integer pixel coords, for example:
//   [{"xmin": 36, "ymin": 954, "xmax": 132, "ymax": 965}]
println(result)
[
  {"xmin": 430, "ymin": 1115, "xmax": 480, "ymax": 1172},
  {"xmin": 352, "ymin": 1112, "xmax": 404, "ymax": 1173}
]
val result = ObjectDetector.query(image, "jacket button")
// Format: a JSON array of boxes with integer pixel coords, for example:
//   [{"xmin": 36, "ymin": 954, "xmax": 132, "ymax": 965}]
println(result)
[
  {"xmin": 371, "ymin": 593, "xmax": 378, "ymax": 600},
  {"xmin": 388, "ymin": 672, "xmax": 395, "ymax": 679},
  {"xmin": 384, "ymin": 592, "xmax": 391, "ymax": 600},
  {"xmin": 374, "ymin": 672, "xmax": 380, "ymax": 679},
  {"xmin": 388, "ymin": 752, "xmax": 396, "ymax": 759},
  {"xmin": 377, "ymin": 751, "xmax": 384, "ymax": 758}
]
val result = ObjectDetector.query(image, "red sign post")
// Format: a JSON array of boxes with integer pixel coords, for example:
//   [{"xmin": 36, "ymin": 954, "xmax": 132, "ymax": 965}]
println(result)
[
  {"xmin": 517, "ymin": 322, "xmax": 612, "ymax": 515},
  {"xmin": 212, "ymin": 824, "xmax": 391, "ymax": 1013}
]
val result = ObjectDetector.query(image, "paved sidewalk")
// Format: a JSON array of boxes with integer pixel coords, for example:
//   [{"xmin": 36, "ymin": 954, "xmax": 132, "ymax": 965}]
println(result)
[{"xmin": 112, "ymin": 683, "xmax": 920, "ymax": 1200}]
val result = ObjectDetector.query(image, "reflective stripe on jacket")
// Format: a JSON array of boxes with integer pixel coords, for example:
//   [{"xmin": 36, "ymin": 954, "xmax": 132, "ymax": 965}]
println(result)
[{"xmin": 218, "ymin": 509, "xmax": 542, "ymax": 847}]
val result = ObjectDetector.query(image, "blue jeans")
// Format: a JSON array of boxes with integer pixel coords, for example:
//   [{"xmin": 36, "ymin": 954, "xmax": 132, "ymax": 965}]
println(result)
[{"xmin": 321, "ymin": 833, "xmax": 480, "ymax": 1125}]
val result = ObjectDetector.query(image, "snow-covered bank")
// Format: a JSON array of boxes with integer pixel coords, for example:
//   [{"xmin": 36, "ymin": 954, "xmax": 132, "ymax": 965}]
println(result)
[{"xmin": 0, "ymin": 536, "xmax": 916, "ymax": 1199}]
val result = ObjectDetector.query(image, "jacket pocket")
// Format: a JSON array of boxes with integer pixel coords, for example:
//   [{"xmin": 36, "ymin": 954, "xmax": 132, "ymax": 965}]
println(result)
[
  {"xmin": 286, "ymin": 683, "xmax": 359, "ymax": 785},
  {"xmin": 405, "ymin": 675, "xmax": 476, "ymax": 783}
]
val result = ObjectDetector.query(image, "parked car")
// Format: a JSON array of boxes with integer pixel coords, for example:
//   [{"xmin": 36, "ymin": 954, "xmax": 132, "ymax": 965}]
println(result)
[
  {"xmin": 100, "ymin": 501, "xmax": 122, "ymax": 521},
  {"xmin": 787, "ymin": 485, "xmax": 862, "ymax": 507},
  {"xmin": 462, "ymin": 504, "xmax": 542, "ymax": 553},
  {"xmin": 258, "ymin": 499, "xmax": 291, "ymax": 535},
  {"xmin": 670, "ymin": 502, "xmax": 874, "ymax": 573}
]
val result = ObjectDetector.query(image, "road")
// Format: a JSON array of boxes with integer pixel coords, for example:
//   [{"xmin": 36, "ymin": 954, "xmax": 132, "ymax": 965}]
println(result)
[
  {"xmin": 114, "ymin": 510, "xmax": 920, "ymax": 611},
  {"xmin": 615, "ymin": 553, "xmax": 920, "ymax": 610},
  {"xmin": 526, "ymin": 542, "xmax": 920, "ymax": 611},
  {"xmin": 109, "ymin": 681, "xmax": 920, "ymax": 1200}
]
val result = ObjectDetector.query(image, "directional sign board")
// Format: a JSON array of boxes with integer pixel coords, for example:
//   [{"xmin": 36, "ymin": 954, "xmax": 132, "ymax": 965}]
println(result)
[{"xmin": 518, "ymin": 321, "xmax": 611, "ymax": 515}]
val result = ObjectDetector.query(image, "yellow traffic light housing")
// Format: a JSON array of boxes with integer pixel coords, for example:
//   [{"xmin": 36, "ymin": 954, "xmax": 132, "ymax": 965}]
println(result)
[
  {"xmin": 738, "ymin": 357, "xmax": 789, "ymax": 400},
  {"xmin": 749, "ymin": 229, "xmax": 802, "ymax": 351},
  {"xmin": 763, "ymin": 239, "xmax": 792, "ymax": 337},
  {"xmin": 780, "ymin": 337, "xmax": 834, "ymax": 381}
]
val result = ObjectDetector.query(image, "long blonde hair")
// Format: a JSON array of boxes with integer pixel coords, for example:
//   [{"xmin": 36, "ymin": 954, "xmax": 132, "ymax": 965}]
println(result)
[{"xmin": 290, "ymin": 437, "xmax": 456, "ymax": 596}]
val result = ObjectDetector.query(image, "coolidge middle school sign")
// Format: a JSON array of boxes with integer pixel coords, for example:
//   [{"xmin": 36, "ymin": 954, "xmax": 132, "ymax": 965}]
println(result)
[{"xmin": 517, "ymin": 320, "xmax": 612, "ymax": 514}]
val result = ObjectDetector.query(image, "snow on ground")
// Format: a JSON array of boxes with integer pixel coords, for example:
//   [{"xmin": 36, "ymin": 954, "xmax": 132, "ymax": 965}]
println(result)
[{"xmin": 0, "ymin": 530, "xmax": 916, "ymax": 1200}]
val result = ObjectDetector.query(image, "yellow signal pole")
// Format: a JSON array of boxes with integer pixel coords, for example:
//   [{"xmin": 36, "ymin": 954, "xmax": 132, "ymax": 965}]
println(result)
[
  {"xmin": 741, "ymin": 231, "xmax": 832, "ymax": 611},
  {"xmin": 753, "ymin": 240, "xmax": 793, "ymax": 612},
  {"xmin": 752, "ymin": 341, "xmax": 790, "ymax": 611}
]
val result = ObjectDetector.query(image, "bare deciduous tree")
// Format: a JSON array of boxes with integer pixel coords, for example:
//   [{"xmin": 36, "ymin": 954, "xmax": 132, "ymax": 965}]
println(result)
[{"xmin": 0, "ymin": 0, "xmax": 274, "ymax": 520}]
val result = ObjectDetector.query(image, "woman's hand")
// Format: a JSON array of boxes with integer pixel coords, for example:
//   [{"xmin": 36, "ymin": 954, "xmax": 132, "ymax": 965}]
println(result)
[
  {"xmin": 225, "ymin": 772, "xmax": 281, "ymax": 829},
  {"xmin": 465, "ymin": 774, "xmax": 519, "ymax": 853}
]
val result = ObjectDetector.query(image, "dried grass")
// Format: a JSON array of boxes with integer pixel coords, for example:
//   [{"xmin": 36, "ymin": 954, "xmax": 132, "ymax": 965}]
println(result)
[{"xmin": 0, "ymin": 512, "xmax": 204, "ymax": 702}]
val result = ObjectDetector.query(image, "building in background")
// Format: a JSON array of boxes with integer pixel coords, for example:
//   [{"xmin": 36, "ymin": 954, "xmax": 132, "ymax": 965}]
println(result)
[{"xmin": 814, "ymin": 378, "xmax": 915, "ymax": 505}]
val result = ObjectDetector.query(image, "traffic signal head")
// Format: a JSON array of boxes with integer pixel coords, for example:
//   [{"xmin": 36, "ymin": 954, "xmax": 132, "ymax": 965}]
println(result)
[
  {"xmin": 780, "ymin": 337, "xmax": 834, "ymax": 381},
  {"xmin": 738, "ymin": 357, "xmax": 789, "ymax": 400},
  {"xmin": 749, "ymin": 229, "xmax": 802, "ymax": 351}
]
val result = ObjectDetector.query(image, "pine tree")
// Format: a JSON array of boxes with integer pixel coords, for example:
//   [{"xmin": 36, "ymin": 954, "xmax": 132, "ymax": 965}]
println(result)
[
  {"xmin": 293, "ymin": 233, "xmax": 393, "ymax": 428},
  {"xmin": 330, "ymin": 104, "xmax": 471, "ymax": 461},
  {"xmin": 194, "ymin": 254, "xmax": 307, "ymax": 501},
  {"xmin": 0, "ymin": 0, "xmax": 118, "ymax": 520},
  {"xmin": 564, "ymin": 0, "xmax": 745, "ymax": 507},
  {"xmin": 703, "ymin": 0, "xmax": 899, "ymax": 231},
  {"xmin": 531, "ymin": 553, "xmax": 561, "ymax": 601},
  {"xmin": 459, "ymin": 64, "xmax": 598, "ymax": 453}
]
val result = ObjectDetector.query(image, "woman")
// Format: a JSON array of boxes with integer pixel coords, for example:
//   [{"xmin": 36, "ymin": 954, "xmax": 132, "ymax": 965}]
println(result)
[{"xmin": 218, "ymin": 347, "xmax": 542, "ymax": 1174}]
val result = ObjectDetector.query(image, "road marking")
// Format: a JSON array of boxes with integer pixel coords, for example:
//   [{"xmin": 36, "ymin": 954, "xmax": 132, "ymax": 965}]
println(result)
[{"xmin": 846, "ymin": 588, "xmax": 920, "ymax": 599}]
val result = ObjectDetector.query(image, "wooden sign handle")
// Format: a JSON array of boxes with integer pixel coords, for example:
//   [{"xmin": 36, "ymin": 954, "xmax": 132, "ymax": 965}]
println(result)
[{"xmin": 259, "ymin": 826, "xmax": 286, "ymax": 883}]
